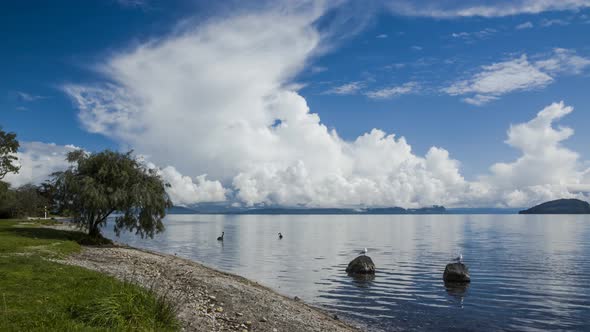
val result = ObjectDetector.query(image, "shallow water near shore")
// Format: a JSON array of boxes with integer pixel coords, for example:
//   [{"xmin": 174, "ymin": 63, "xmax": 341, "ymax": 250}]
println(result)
[{"xmin": 102, "ymin": 214, "xmax": 590, "ymax": 331}]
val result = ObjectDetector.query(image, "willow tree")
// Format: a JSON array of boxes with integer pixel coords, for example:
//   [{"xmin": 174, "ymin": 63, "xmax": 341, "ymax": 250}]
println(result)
[{"xmin": 52, "ymin": 150, "xmax": 172, "ymax": 238}]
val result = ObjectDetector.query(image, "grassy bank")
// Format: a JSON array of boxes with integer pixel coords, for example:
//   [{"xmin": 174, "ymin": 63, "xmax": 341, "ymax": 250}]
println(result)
[{"xmin": 0, "ymin": 219, "xmax": 179, "ymax": 331}]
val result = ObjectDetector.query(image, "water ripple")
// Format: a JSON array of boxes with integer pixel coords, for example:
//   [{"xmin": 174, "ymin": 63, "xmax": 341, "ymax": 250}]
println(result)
[{"xmin": 103, "ymin": 214, "xmax": 590, "ymax": 331}]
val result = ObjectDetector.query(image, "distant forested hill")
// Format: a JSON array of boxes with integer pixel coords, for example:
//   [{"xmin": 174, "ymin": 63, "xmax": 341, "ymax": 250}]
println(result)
[{"xmin": 519, "ymin": 199, "xmax": 590, "ymax": 214}]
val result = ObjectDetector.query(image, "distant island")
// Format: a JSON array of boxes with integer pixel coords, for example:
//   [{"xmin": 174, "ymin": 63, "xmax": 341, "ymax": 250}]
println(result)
[
  {"xmin": 519, "ymin": 199, "xmax": 590, "ymax": 214},
  {"xmin": 168, "ymin": 205, "xmax": 446, "ymax": 215}
]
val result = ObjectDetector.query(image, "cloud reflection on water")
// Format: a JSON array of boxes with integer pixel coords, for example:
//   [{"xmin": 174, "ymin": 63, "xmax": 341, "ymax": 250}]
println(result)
[{"xmin": 103, "ymin": 214, "xmax": 590, "ymax": 331}]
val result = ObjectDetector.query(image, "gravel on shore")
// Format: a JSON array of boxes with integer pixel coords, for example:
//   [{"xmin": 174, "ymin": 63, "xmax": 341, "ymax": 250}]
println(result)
[{"xmin": 56, "ymin": 244, "xmax": 360, "ymax": 332}]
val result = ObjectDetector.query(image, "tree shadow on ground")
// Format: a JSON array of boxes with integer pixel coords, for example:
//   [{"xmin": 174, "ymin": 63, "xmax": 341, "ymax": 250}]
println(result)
[{"xmin": 7, "ymin": 226, "xmax": 113, "ymax": 245}]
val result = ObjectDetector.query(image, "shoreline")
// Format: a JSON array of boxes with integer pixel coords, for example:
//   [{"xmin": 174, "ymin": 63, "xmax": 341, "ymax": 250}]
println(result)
[{"xmin": 51, "ymin": 225, "xmax": 360, "ymax": 332}]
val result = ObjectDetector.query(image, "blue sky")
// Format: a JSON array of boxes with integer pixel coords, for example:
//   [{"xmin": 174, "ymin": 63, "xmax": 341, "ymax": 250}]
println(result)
[{"xmin": 2, "ymin": 1, "xmax": 590, "ymax": 208}]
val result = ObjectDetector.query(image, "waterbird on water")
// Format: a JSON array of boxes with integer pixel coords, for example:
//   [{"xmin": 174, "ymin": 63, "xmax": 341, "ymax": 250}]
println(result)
[
  {"xmin": 278, "ymin": 232, "xmax": 283, "ymax": 239},
  {"xmin": 453, "ymin": 253, "xmax": 463, "ymax": 263},
  {"xmin": 360, "ymin": 248, "xmax": 368, "ymax": 255},
  {"xmin": 217, "ymin": 232, "xmax": 224, "ymax": 241}
]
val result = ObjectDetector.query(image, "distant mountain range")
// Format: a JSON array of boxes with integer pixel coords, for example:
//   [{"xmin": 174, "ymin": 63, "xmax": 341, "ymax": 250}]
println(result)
[
  {"xmin": 167, "ymin": 206, "xmax": 202, "ymax": 214},
  {"xmin": 166, "ymin": 205, "xmax": 533, "ymax": 215},
  {"xmin": 446, "ymin": 208, "xmax": 522, "ymax": 214},
  {"xmin": 167, "ymin": 205, "xmax": 447, "ymax": 215},
  {"xmin": 167, "ymin": 199, "xmax": 590, "ymax": 215}
]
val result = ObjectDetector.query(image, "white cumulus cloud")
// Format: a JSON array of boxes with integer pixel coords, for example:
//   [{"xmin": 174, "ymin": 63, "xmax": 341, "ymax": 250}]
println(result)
[
  {"xmin": 60, "ymin": 5, "xmax": 590, "ymax": 208},
  {"xmin": 232, "ymin": 129, "xmax": 470, "ymax": 208},
  {"xmin": 158, "ymin": 166, "xmax": 227, "ymax": 206},
  {"xmin": 478, "ymin": 102, "xmax": 589, "ymax": 207},
  {"xmin": 3, "ymin": 142, "xmax": 79, "ymax": 188},
  {"xmin": 62, "ymin": 5, "xmax": 469, "ymax": 208}
]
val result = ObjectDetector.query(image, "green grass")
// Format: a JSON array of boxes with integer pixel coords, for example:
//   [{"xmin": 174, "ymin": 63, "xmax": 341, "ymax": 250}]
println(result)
[
  {"xmin": 0, "ymin": 222, "xmax": 82, "ymax": 257},
  {"xmin": 0, "ymin": 219, "xmax": 180, "ymax": 331}
]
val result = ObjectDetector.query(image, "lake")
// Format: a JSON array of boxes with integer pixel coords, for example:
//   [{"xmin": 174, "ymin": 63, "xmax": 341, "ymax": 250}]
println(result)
[{"xmin": 102, "ymin": 214, "xmax": 590, "ymax": 331}]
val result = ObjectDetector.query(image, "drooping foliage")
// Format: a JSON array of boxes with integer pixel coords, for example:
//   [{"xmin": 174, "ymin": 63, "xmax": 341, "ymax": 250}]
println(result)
[{"xmin": 52, "ymin": 150, "xmax": 172, "ymax": 238}]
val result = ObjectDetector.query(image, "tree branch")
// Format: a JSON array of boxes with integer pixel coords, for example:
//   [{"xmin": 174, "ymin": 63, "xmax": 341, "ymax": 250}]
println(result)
[{"xmin": 92, "ymin": 208, "xmax": 116, "ymax": 231}]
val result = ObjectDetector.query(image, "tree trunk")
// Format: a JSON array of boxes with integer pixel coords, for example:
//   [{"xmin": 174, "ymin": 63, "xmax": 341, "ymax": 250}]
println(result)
[{"xmin": 88, "ymin": 222, "xmax": 101, "ymax": 238}]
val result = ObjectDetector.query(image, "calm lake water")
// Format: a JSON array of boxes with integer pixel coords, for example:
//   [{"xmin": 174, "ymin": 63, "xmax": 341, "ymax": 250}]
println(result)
[{"xmin": 103, "ymin": 214, "xmax": 590, "ymax": 331}]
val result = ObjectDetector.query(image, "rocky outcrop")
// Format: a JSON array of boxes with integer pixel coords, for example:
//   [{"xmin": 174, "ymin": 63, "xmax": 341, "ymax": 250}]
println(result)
[
  {"xmin": 443, "ymin": 263, "xmax": 470, "ymax": 282},
  {"xmin": 519, "ymin": 198, "xmax": 590, "ymax": 214},
  {"xmin": 346, "ymin": 256, "xmax": 376, "ymax": 274}
]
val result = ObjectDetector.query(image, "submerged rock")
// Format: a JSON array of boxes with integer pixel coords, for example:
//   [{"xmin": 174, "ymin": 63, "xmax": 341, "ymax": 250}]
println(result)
[
  {"xmin": 444, "ymin": 281, "xmax": 469, "ymax": 298},
  {"xmin": 349, "ymin": 273, "xmax": 375, "ymax": 283},
  {"xmin": 346, "ymin": 255, "xmax": 376, "ymax": 274},
  {"xmin": 443, "ymin": 263, "xmax": 470, "ymax": 282}
]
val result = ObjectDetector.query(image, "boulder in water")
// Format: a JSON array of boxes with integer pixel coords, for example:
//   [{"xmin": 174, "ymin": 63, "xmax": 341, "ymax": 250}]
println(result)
[
  {"xmin": 346, "ymin": 255, "xmax": 376, "ymax": 274},
  {"xmin": 443, "ymin": 263, "xmax": 470, "ymax": 282}
]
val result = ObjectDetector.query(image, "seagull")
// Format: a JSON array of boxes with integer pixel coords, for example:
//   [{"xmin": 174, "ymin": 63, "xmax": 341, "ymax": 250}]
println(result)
[
  {"xmin": 360, "ymin": 248, "xmax": 368, "ymax": 255},
  {"xmin": 453, "ymin": 253, "xmax": 463, "ymax": 263},
  {"xmin": 217, "ymin": 232, "xmax": 224, "ymax": 241},
  {"xmin": 278, "ymin": 232, "xmax": 283, "ymax": 239}
]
